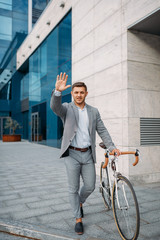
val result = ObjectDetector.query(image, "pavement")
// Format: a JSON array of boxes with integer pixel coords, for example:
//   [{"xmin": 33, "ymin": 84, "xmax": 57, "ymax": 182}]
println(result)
[{"xmin": 0, "ymin": 141, "xmax": 160, "ymax": 240}]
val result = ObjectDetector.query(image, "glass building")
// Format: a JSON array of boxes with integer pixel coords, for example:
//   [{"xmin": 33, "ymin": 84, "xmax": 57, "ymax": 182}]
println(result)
[
  {"xmin": 20, "ymin": 12, "xmax": 72, "ymax": 147},
  {"xmin": 0, "ymin": 0, "xmax": 71, "ymax": 148}
]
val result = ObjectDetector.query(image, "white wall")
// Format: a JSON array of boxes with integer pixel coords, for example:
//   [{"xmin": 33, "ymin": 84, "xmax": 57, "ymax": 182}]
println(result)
[{"xmin": 72, "ymin": 0, "xmax": 129, "ymax": 176}]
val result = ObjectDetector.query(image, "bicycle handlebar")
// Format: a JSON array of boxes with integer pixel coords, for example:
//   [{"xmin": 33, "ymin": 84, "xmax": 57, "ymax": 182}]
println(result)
[{"xmin": 102, "ymin": 149, "xmax": 140, "ymax": 169}]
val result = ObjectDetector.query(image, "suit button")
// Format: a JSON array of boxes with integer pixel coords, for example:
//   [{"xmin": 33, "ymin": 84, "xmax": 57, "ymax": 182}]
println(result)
[{"xmin": 70, "ymin": 140, "xmax": 72, "ymax": 142}]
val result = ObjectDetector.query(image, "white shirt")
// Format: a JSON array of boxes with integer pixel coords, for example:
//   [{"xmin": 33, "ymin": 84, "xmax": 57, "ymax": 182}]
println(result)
[
  {"xmin": 54, "ymin": 90, "xmax": 91, "ymax": 148},
  {"xmin": 71, "ymin": 104, "xmax": 91, "ymax": 148}
]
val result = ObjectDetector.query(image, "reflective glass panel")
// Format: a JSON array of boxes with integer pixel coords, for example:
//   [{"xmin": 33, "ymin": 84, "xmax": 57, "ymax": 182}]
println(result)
[
  {"xmin": 12, "ymin": 0, "xmax": 28, "ymax": 13},
  {"xmin": 32, "ymin": 0, "xmax": 47, "ymax": 10},
  {"xmin": 40, "ymin": 42, "xmax": 47, "ymax": 79},
  {"xmin": 0, "ymin": 15, "xmax": 12, "ymax": 40},
  {"xmin": 0, "ymin": 0, "xmax": 12, "ymax": 10}
]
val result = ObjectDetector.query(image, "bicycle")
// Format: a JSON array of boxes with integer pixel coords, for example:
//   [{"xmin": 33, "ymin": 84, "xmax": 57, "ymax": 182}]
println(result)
[{"xmin": 99, "ymin": 142, "xmax": 140, "ymax": 240}]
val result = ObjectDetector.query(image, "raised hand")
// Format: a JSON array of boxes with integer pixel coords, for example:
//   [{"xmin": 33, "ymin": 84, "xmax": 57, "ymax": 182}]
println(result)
[{"xmin": 55, "ymin": 72, "xmax": 71, "ymax": 92}]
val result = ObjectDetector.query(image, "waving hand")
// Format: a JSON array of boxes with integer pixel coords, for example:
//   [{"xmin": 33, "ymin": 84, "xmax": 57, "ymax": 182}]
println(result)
[{"xmin": 55, "ymin": 72, "xmax": 71, "ymax": 92}]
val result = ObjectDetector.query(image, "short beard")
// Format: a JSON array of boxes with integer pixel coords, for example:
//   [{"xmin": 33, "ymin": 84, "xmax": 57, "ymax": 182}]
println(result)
[{"xmin": 74, "ymin": 98, "xmax": 85, "ymax": 105}]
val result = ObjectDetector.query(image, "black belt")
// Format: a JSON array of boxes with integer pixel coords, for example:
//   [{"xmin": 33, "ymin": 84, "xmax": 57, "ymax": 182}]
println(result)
[{"xmin": 69, "ymin": 146, "xmax": 91, "ymax": 152}]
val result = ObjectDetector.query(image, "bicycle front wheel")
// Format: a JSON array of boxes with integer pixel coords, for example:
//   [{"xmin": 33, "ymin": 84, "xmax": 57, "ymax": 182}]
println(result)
[
  {"xmin": 112, "ymin": 175, "xmax": 140, "ymax": 240},
  {"xmin": 100, "ymin": 162, "xmax": 111, "ymax": 209}
]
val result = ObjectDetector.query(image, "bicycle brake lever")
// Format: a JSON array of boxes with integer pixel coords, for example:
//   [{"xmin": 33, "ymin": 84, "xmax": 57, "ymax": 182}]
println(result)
[{"xmin": 105, "ymin": 150, "xmax": 109, "ymax": 158}]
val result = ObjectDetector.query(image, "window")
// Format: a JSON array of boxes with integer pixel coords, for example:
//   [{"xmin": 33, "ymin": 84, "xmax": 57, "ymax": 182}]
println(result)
[
  {"xmin": 0, "ymin": 15, "xmax": 12, "ymax": 40},
  {"xmin": 0, "ymin": 0, "xmax": 12, "ymax": 10}
]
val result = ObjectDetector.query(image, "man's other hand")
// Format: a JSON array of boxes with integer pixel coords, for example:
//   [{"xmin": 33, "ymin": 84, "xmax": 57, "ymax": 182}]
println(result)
[{"xmin": 111, "ymin": 149, "xmax": 121, "ymax": 156}]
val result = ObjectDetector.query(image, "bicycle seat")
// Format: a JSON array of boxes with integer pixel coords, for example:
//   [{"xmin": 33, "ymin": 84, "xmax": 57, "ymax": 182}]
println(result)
[{"xmin": 99, "ymin": 142, "xmax": 107, "ymax": 149}]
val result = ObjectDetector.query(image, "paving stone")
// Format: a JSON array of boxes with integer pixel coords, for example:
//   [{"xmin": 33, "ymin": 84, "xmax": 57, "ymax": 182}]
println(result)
[
  {"xmin": 39, "ymin": 191, "xmax": 69, "ymax": 200},
  {"xmin": 37, "ymin": 210, "xmax": 73, "ymax": 224},
  {"xmin": 86, "ymin": 196, "xmax": 104, "ymax": 206},
  {"xmin": 5, "ymin": 196, "xmax": 41, "ymax": 207},
  {"xmin": 83, "ymin": 204, "xmax": 107, "ymax": 216},
  {"xmin": 50, "ymin": 203, "xmax": 71, "ymax": 212},
  {"xmin": 11, "ymin": 207, "xmax": 54, "ymax": 220},
  {"xmin": 140, "ymin": 221, "xmax": 160, "ymax": 239},
  {"xmin": 140, "ymin": 209, "xmax": 160, "ymax": 223},
  {"xmin": 83, "ymin": 212, "xmax": 113, "ymax": 225},
  {"xmin": 0, "ymin": 204, "xmax": 28, "ymax": 215},
  {"xmin": 47, "ymin": 218, "xmax": 72, "ymax": 231},
  {"xmin": 139, "ymin": 200, "xmax": 160, "ymax": 214},
  {"xmin": 84, "ymin": 223, "xmax": 120, "ymax": 240},
  {"xmin": 12, "ymin": 182, "xmax": 46, "ymax": 190},
  {"xmin": 19, "ymin": 190, "xmax": 49, "ymax": 198},
  {"xmin": 26, "ymin": 198, "xmax": 65, "ymax": 209},
  {"xmin": 0, "ymin": 188, "xmax": 27, "ymax": 196}
]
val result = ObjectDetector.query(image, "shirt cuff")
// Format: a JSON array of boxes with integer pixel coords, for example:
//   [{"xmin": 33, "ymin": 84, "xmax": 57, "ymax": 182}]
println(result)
[
  {"xmin": 108, "ymin": 146, "xmax": 116, "ymax": 152},
  {"xmin": 54, "ymin": 90, "xmax": 61, "ymax": 96}
]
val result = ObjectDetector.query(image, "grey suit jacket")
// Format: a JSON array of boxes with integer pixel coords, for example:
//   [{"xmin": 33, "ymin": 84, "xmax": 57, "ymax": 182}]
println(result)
[{"xmin": 50, "ymin": 90, "xmax": 116, "ymax": 163}]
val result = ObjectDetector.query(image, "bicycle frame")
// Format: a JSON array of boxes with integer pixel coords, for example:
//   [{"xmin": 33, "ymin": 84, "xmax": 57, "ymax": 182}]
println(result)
[
  {"xmin": 101, "ymin": 148, "xmax": 140, "ymax": 210},
  {"xmin": 103, "ymin": 150, "xmax": 121, "ymax": 209}
]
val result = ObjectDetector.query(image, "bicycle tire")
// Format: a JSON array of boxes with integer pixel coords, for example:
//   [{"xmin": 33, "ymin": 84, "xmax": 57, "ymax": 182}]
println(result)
[
  {"xmin": 112, "ymin": 175, "xmax": 140, "ymax": 240},
  {"xmin": 100, "ymin": 162, "xmax": 111, "ymax": 209}
]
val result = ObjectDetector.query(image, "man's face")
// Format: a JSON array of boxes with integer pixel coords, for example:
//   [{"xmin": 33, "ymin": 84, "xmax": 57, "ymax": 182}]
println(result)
[{"xmin": 71, "ymin": 87, "xmax": 88, "ymax": 105}]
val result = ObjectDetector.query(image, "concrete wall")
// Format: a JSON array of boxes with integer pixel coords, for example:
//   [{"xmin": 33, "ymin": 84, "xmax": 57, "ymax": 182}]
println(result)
[
  {"xmin": 72, "ymin": 0, "xmax": 160, "ymax": 181},
  {"xmin": 72, "ymin": 0, "xmax": 128, "ymax": 176},
  {"xmin": 128, "ymin": 30, "xmax": 160, "ymax": 183},
  {"xmin": 17, "ymin": 0, "xmax": 160, "ymax": 182}
]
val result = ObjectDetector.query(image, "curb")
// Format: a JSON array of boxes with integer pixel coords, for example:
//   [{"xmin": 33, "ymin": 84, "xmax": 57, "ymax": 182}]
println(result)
[{"xmin": 0, "ymin": 219, "xmax": 79, "ymax": 240}]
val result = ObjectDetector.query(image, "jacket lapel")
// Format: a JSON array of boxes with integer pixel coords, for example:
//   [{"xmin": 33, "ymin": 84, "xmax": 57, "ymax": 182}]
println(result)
[
  {"xmin": 71, "ymin": 102, "xmax": 79, "ymax": 125},
  {"xmin": 86, "ymin": 104, "xmax": 92, "ymax": 135}
]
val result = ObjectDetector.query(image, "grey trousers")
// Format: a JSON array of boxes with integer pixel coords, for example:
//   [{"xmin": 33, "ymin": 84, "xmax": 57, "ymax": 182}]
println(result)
[{"xmin": 64, "ymin": 148, "xmax": 96, "ymax": 218}]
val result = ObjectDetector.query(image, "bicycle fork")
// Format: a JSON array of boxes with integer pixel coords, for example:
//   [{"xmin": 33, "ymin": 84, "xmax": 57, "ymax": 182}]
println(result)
[
  {"xmin": 113, "ymin": 158, "xmax": 129, "ymax": 211},
  {"xmin": 115, "ymin": 176, "xmax": 129, "ymax": 210}
]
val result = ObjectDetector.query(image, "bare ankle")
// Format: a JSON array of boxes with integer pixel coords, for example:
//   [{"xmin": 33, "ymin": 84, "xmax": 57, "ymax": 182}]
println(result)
[{"xmin": 76, "ymin": 218, "xmax": 82, "ymax": 223}]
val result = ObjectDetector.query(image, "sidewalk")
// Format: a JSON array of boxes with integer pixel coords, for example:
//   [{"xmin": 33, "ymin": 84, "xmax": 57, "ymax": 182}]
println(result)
[{"xmin": 0, "ymin": 141, "xmax": 160, "ymax": 240}]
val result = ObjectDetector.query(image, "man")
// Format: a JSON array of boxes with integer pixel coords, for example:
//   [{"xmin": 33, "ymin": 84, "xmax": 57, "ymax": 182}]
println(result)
[{"xmin": 50, "ymin": 72, "xmax": 120, "ymax": 235}]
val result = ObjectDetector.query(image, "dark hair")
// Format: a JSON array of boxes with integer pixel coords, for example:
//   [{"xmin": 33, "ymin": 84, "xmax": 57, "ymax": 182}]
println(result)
[{"xmin": 72, "ymin": 82, "xmax": 87, "ymax": 91}]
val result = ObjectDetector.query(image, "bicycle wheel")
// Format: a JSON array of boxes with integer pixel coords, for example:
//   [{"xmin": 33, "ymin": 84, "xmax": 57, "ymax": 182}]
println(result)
[
  {"xmin": 100, "ymin": 162, "xmax": 111, "ymax": 208},
  {"xmin": 112, "ymin": 175, "xmax": 140, "ymax": 240}
]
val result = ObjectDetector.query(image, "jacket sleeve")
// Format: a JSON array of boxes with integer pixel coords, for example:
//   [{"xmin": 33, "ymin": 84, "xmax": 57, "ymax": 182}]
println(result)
[
  {"xmin": 50, "ymin": 90, "xmax": 68, "ymax": 119},
  {"xmin": 96, "ymin": 110, "xmax": 116, "ymax": 152}
]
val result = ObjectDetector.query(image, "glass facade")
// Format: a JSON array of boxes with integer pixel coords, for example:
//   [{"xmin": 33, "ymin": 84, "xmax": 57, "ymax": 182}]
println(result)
[
  {"xmin": 32, "ymin": 0, "xmax": 51, "ymax": 26},
  {"xmin": 0, "ymin": 0, "xmax": 58, "ymax": 143},
  {"xmin": 0, "ymin": 0, "xmax": 28, "ymax": 63},
  {"xmin": 0, "ymin": 0, "xmax": 50, "ymax": 97},
  {"xmin": 0, "ymin": 0, "xmax": 28, "ymax": 99},
  {"xmin": 20, "ymin": 11, "xmax": 72, "ymax": 147}
]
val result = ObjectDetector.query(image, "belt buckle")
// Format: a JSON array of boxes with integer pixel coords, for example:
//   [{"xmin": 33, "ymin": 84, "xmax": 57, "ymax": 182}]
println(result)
[
  {"xmin": 81, "ymin": 148, "xmax": 85, "ymax": 152},
  {"xmin": 81, "ymin": 147, "xmax": 88, "ymax": 152}
]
